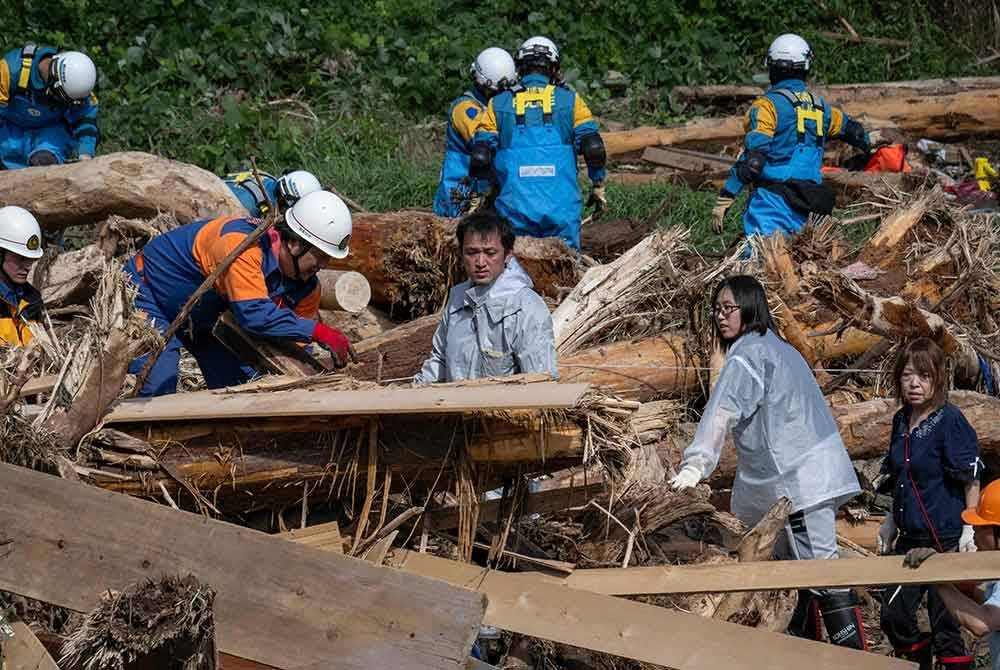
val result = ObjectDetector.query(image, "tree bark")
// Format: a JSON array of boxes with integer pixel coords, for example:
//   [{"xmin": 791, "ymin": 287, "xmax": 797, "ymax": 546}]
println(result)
[
  {"xmin": 326, "ymin": 210, "xmax": 580, "ymax": 318},
  {"xmin": 606, "ymin": 80, "xmax": 1000, "ymax": 155},
  {"xmin": 348, "ymin": 312, "xmax": 440, "ymax": 382},
  {"xmin": 0, "ymin": 151, "xmax": 245, "ymax": 231},
  {"xmin": 558, "ymin": 334, "xmax": 703, "ymax": 401}
]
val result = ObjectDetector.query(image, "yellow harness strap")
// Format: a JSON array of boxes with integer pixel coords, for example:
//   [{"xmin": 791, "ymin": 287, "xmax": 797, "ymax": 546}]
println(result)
[
  {"xmin": 17, "ymin": 44, "xmax": 36, "ymax": 91},
  {"xmin": 793, "ymin": 92, "xmax": 825, "ymax": 138},
  {"xmin": 513, "ymin": 85, "xmax": 555, "ymax": 124}
]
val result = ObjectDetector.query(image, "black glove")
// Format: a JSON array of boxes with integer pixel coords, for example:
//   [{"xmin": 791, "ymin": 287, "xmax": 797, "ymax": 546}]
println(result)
[{"xmin": 903, "ymin": 547, "xmax": 937, "ymax": 569}]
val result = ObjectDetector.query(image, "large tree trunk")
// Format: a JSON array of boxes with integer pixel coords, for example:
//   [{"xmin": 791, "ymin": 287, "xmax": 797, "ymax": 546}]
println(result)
[
  {"xmin": 0, "ymin": 151, "xmax": 245, "ymax": 231},
  {"xmin": 605, "ymin": 81, "xmax": 1000, "ymax": 155},
  {"xmin": 658, "ymin": 390, "xmax": 1000, "ymax": 487},
  {"xmin": 671, "ymin": 76, "xmax": 1000, "ymax": 107},
  {"xmin": 349, "ymin": 313, "xmax": 440, "ymax": 382},
  {"xmin": 558, "ymin": 334, "xmax": 703, "ymax": 401},
  {"xmin": 327, "ymin": 210, "xmax": 580, "ymax": 318}
]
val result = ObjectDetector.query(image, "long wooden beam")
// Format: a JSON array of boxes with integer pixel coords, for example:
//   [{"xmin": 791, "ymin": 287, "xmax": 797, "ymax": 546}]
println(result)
[
  {"xmin": 104, "ymin": 382, "xmax": 589, "ymax": 424},
  {"xmin": 387, "ymin": 551, "xmax": 912, "ymax": 670},
  {"xmin": 558, "ymin": 552, "xmax": 1000, "ymax": 596},
  {"xmin": 0, "ymin": 462, "xmax": 484, "ymax": 670}
]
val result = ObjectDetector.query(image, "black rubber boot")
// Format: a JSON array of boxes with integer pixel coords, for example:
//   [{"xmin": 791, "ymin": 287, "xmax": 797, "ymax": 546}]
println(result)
[
  {"xmin": 894, "ymin": 636, "xmax": 932, "ymax": 670},
  {"xmin": 787, "ymin": 589, "xmax": 823, "ymax": 640},
  {"xmin": 818, "ymin": 589, "xmax": 867, "ymax": 649}
]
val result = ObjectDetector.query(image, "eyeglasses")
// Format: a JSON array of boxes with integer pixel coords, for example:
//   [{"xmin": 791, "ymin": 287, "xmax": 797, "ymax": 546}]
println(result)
[{"xmin": 712, "ymin": 304, "xmax": 740, "ymax": 317}]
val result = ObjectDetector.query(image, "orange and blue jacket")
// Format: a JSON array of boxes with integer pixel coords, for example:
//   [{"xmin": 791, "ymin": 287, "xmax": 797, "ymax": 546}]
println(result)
[
  {"xmin": 134, "ymin": 217, "xmax": 319, "ymax": 341},
  {"xmin": 0, "ymin": 277, "xmax": 42, "ymax": 346}
]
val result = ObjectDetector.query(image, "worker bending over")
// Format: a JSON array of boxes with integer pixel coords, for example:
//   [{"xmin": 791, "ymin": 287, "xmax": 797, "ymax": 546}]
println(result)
[
  {"xmin": 0, "ymin": 206, "xmax": 44, "ymax": 346},
  {"xmin": 433, "ymin": 47, "xmax": 517, "ymax": 217},
  {"xmin": 0, "ymin": 44, "xmax": 98, "ymax": 168},
  {"xmin": 470, "ymin": 36, "xmax": 606, "ymax": 250},
  {"xmin": 222, "ymin": 169, "xmax": 322, "ymax": 218},
  {"xmin": 126, "ymin": 191, "xmax": 354, "ymax": 396},
  {"xmin": 414, "ymin": 209, "xmax": 557, "ymax": 383},
  {"xmin": 712, "ymin": 34, "xmax": 871, "ymax": 238}
]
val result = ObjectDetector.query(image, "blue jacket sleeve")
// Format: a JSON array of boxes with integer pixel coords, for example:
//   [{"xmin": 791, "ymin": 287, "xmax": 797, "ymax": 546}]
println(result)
[
  {"xmin": 65, "ymin": 95, "xmax": 99, "ymax": 156},
  {"xmin": 722, "ymin": 97, "xmax": 778, "ymax": 197},
  {"xmin": 230, "ymin": 297, "xmax": 316, "ymax": 342},
  {"xmin": 941, "ymin": 406, "xmax": 980, "ymax": 483}
]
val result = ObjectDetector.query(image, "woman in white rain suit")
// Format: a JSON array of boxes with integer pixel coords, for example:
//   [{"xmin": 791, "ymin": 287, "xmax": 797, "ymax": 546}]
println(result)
[{"xmin": 670, "ymin": 275, "xmax": 866, "ymax": 649}]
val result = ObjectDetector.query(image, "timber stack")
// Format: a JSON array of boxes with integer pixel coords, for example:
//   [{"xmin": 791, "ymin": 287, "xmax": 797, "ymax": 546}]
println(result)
[{"xmin": 2, "ymin": 74, "xmax": 1000, "ymax": 670}]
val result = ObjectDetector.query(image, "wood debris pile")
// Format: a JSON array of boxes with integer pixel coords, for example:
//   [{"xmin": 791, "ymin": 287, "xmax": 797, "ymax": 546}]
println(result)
[{"xmin": 2, "ymin": 82, "xmax": 1000, "ymax": 665}]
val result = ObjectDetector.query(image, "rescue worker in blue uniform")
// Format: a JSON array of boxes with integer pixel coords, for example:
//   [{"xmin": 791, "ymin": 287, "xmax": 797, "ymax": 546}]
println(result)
[
  {"xmin": 433, "ymin": 47, "xmax": 517, "ymax": 217},
  {"xmin": 470, "ymin": 36, "xmax": 607, "ymax": 251},
  {"xmin": 222, "ymin": 169, "xmax": 322, "ymax": 218},
  {"xmin": 712, "ymin": 34, "xmax": 872, "ymax": 238},
  {"xmin": 126, "ymin": 191, "xmax": 356, "ymax": 396},
  {"xmin": 0, "ymin": 45, "xmax": 99, "ymax": 168},
  {"xmin": 0, "ymin": 206, "xmax": 45, "ymax": 346}
]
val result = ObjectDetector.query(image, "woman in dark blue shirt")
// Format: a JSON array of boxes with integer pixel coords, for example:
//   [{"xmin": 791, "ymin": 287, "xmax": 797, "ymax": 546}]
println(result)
[{"xmin": 877, "ymin": 338, "xmax": 982, "ymax": 670}]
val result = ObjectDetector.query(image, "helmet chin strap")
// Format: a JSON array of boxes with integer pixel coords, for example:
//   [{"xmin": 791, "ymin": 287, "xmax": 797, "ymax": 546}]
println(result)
[{"xmin": 286, "ymin": 240, "xmax": 312, "ymax": 281}]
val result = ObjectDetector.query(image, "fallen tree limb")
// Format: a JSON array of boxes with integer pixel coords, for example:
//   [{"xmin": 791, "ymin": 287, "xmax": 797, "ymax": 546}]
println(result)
[
  {"xmin": 0, "ymin": 461, "xmax": 485, "ymax": 670},
  {"xmin": 0, "ymin": 151, "xmax": 245, "ymax": 231}
]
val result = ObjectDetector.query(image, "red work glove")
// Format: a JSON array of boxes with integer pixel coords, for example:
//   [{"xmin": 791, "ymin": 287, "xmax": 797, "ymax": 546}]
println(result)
[{"xmin": 312, "ymin": 322, "xmax": 356, "ymax": 368}]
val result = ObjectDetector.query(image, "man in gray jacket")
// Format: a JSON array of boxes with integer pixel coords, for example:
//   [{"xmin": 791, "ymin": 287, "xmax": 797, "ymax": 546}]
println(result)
[{"xmin": 414, "ymin": 210, "xmax": 558, "ymax": 384}]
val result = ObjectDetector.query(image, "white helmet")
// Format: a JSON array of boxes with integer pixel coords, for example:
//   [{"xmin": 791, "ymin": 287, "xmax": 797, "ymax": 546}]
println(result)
[
  {"xmin": 276, "ymin": 170, "xmax": 322, "ymax": 210},
  {"xmin": 515, "ymin": 36, "xmax": 560, "ymax": 67},
  {"xmin": 470, "ymin": 47, "xmax": 516, "ymax": 93},
  {"xmin": 284, "ymin": 191, "xmax": 352, "ymax": 260},
  {"xmin": 765, "ymin": 34, "xmax": 812, "ymax": 71},
  {"xmin": 0, "ymin": 206, "xmax": 44, "ymax": 260},
  {"xmin": 48, "ymin": 51, "xmax": 97, "ymax": 102}
]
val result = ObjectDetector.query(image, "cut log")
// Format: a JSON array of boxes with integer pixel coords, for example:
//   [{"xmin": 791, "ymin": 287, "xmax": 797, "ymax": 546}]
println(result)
[
  {"xmin": 326, "ymin": 210, "xmax": 580, "ymax": 318},
  {"xmin": 38, "ymin": 244, "xmax": 107, "ymax": 308},
  {"xmin": 579, "ymin": 217, "xmax": 655, "ymax": 260},
  {"xmin": 348, "ymin": 313, "xmax": 439, "ymax": 382},
  {"xmin": 672, "ymin": 76, "xmax": 1000, "ymax": 108},
  {"xmin": 607, "ymin": 81, "xmax": 1000, "ymax": 155},
  {"xmin": 0, "ymin": 152, "xmax": 245, "ymax": 231},
  {"xmin": 641, "ymin": 146, "xmax": 735, "ymax": 172},
  {"xmin": 0, "ymin": 462, "xmax": 485, "ymax": 669},
  {"xmin": 317, "ymin": 270, "xmax": 371, "ymax": 313},
  {"xmin": 557, "ymin": 334, "xmax": 702, "ymax": 400}
]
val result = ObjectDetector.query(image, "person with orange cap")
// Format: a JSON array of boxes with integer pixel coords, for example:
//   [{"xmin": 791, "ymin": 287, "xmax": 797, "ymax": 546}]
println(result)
[{"xmin": 904, "ymin": 479, "xmax": 1000, "ymax": 669}]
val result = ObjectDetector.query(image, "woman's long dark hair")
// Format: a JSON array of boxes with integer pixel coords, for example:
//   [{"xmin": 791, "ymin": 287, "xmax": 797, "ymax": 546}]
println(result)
[{"xmin": 712, "ymin": 275, "xmax": 776, "ymax": 350}]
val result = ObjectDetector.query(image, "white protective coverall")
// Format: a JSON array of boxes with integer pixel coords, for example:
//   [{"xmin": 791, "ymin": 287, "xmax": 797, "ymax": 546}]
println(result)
[
  {"xmin": 414, "ymin": 257, "xmax": 558, "ymax": 384},
  {"xmin": 680, "ymin": 329, "xmax": 860, "ymax": 526}
]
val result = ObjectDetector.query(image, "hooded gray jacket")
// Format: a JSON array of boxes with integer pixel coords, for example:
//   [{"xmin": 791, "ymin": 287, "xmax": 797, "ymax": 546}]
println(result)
[{"xmin": 414, "ymin": 257, "xmax": 558, "ymax": 384}]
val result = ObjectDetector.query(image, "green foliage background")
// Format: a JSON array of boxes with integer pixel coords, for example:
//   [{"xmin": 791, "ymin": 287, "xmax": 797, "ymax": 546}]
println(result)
[{"xmin": 2, "ymin": 0, "xmax": 997, "ymax": 227}]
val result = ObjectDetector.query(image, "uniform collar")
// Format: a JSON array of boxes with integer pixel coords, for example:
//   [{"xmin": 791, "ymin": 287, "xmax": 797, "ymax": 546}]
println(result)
[
  {"xmin": 769, "ymin": 78, "xmax": 807, "ymax": 93},
  {"xmin": 0, "ymin": 274, "xmax": 27, "ymax": 308},
  {"xmin": 465, "ymin": 86, "xmax": 489, "ymax": 106},
  {"xmin": 521, "ymin": 73, "xmax": 551, "ymax": 88}
]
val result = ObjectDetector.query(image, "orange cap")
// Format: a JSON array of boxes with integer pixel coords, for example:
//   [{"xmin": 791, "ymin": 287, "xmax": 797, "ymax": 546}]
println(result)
[{"xmin": 962, "ymin": 479, "xmax": 1000, "ymax": 526}]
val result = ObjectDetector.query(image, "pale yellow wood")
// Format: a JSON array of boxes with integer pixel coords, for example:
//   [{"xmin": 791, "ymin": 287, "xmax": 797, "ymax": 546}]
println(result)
[
  {"xmin": 2, "ymin": 622, "xmax": 60, "ymax": 670},
  {"xmin": 105, "ymin": 382, "xmax": 591, "ymax": 424}
]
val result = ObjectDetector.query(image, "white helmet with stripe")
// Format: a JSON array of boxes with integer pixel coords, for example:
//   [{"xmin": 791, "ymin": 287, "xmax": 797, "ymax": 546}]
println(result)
[
  {"xmin": 470, "ymin": 47, "xmax": 516, "ymax": 93},
  {"xmin": 276, "ymin": 170, "xmax": 322, "ymax": 210},
  {"xmin": 0, "ymin": 206, "xmax": 44, "ymax": 259},
  {"xmin": 49, "ymin": 51, "xmax": 97, "ymax": 102},
  {"xmin": 284, "ymin": 191, "xmax": 352, "ymax": 260},
  {"xmin": 765, "ymin": 33, "xmax": 812, "ymax": 71}
]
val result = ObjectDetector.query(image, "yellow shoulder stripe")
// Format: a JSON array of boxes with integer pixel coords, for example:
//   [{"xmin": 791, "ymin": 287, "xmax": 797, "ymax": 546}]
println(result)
[
  {"xmin": 0, "ymin": 61, "xmax": 9, "ymax": 105},
  {"xmin": 450, "ymin": 98, "xmax": 484, "ymax": 143},
  {"xmin": 745, "ymin": 97, "xmax": 777, "ymax": 137},
  {"xmin": 572, "ymin": 93, "xmax": 595, "ymax": 128}
]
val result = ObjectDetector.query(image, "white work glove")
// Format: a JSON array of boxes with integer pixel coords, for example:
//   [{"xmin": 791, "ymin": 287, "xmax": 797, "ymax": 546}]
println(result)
[
  {"xmin": 711, "ymin": 194, "xmax": 734, "ymax": 234},
  {"xmin": 959, "ymin": 524, "xmax": 977, "ymax": 553},
  {"xmin": 586, "ymin": 180, "xmax": 608, "ymax": 213},
  {"xmin": 78, "ymin": 153, "xmax": 93, "ymax": 160},
  {"xmin": 670, "ymin": 464, "xmax": 702, "ymax": 491},
  {"xmin": 876, "ymin": 515, "xmax": 898, "ymax": 555}
]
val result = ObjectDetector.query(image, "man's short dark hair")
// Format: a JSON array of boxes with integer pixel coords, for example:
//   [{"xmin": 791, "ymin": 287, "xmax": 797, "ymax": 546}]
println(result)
[{"xmin": 456, "ymin": 209, "xmax": 515, "ymax": 253}]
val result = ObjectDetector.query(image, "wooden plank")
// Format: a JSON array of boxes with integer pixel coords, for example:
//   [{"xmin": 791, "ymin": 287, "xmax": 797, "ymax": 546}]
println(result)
[
  {"xmin": 559, "ymin": 552, "xmax": 1000, "ymax": 596},
  {"xmin": 17, "ymin": 375, "xmax": 57, "ymax": 398},
  {"xmin": 640, "ymin": 146, "xmax": 734, "ymax": 172},
  {"xmin": 280, "ymin": 521, "xmax": 344, "ymax": 554},
  {"xmin": 105, "ymin": 382, "xmax": 590, "ymax": 424},
  {"xmin": 0, "ymin": 462, "xmax": 484, "ymax": 670},
  {"xmin": 389, "ymin": 551, "xmax": 911, "ymax": 670},
  {"xmin": 2, "ymin": 622, "xmax": 60, "ymax": 670}
]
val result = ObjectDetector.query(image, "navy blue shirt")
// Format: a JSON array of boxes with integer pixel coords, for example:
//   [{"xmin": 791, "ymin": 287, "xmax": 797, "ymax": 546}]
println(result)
[{"xmin": 881, "ymin": 403, "xmax": 980, "ymax": 542}]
